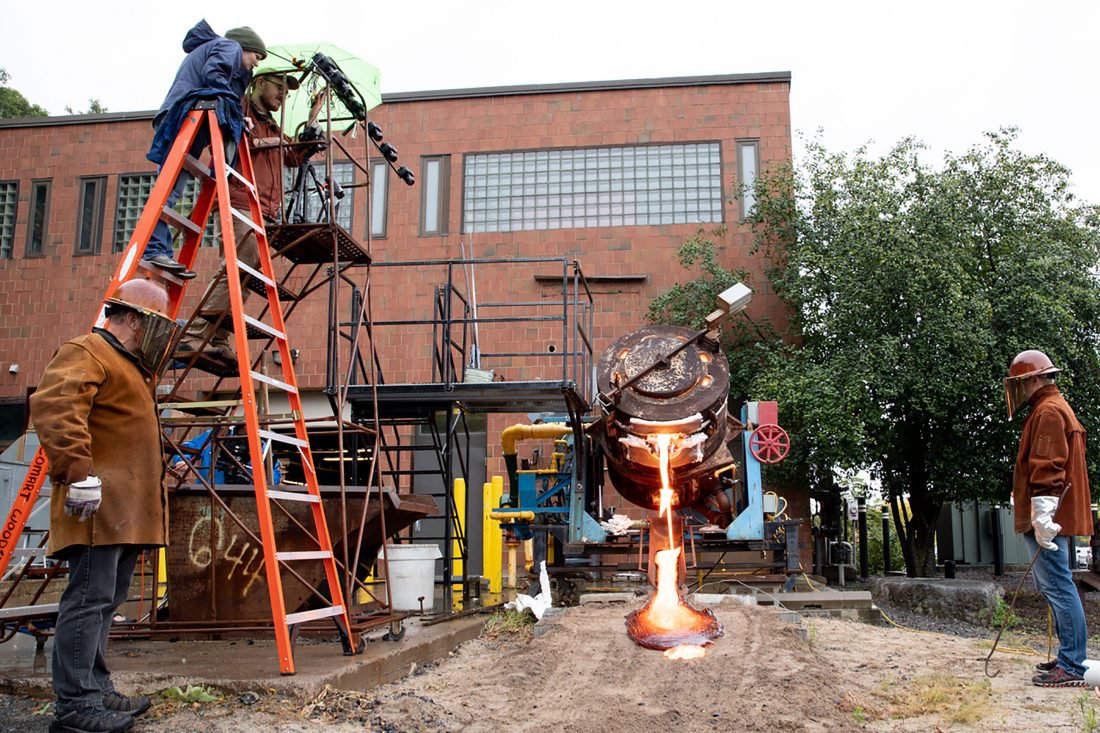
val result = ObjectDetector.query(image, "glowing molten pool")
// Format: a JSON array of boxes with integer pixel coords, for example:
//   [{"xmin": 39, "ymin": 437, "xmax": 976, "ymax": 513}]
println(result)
[{"xmin": 625, "ymin": 434, "xmax": 723, "ymax": 655}]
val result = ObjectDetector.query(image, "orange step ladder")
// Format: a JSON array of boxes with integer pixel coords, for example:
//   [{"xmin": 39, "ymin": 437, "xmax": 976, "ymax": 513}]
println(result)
[{"xmin": 0, "ymin": 101, "xmax": 360, "ymax": 674}]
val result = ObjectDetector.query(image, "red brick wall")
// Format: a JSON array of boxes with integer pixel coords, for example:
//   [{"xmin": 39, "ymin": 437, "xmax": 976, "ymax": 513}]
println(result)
[{"xmin": 0, "ymin": 77, "xmax": 791, "ymax": 401}]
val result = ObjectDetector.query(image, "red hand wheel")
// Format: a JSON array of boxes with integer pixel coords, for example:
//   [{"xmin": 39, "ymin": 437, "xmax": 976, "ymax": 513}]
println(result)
[{"xmin": 749, "ymin": 424, "xmax": 790, "ymax": 464}]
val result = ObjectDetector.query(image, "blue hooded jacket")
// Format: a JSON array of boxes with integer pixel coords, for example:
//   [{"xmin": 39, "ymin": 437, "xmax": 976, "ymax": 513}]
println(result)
[{"xmin": 147, "ymin": 19, "xmax": 252, "ymax": 165}]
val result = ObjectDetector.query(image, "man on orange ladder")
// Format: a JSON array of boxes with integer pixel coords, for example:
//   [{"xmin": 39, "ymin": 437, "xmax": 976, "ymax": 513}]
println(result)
[
  {"xmin": 142, "ymin": 19, "xmax": 267, "ymax": 280},
  {"xmin": 176, "ymin": 70, "xmax": 326, "ymax": 361},
  {"xmin": 30, "ymin": 280, "xmax": 176, "ymax": 733}
]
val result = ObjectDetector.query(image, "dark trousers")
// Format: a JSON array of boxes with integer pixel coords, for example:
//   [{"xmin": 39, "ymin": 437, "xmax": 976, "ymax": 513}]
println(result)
[{"xmin": 52, "ymin": 545, "xmax": 139, "ymax": 712}]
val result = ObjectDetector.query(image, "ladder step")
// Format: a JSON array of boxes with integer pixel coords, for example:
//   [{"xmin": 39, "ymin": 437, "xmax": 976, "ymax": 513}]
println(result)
[
  {"xmin": 251, "ymin": 372, "xmax": 298, "ymax": 395},
  {"xmin": 267, "ymin": 489, "xmax": 320, "ymax": 503},
  {"xmin": 230, "ymin": 206, "xmax": 264, "ymax": 234},
  {"xmin": 267, "ymin": 223, "xmax": 371, "ymax": 265},
  {"xmin": 286, "ymin": 605, "xmax": 345, "ymax": 626},
  {"xmin": 199, "ymin": 311, "xmax": 270, "ymax": 340},
  {"xmin": 169, "ymin": 349, "xmax": 238, "ymax": 378},
  {"xmin": 160, "ymin": 204, "xmax": 203, "ymax": 235},
  {"xmin": 137, "ymin": 259, "xmax": 187, "ymax": 286},
  {"xmin": 258, "ymin": 429, "xmax": 306, "ymax": 447},
  {"xmin": 276, "ymin": 550, "xmax": 333, "ymax": 561},
  {"xmin": 182, "ymin": 154, "xmax": 213, "ymax": 183},
  {"xmin": 237, "ymin": 261, "xmax": 274, "ymax": 288},
  {"xmin": 0, "ymin": 603, "xmax": 60, "ymax": 621},
  {"xmin": 225, "ymin": 164, "xmax": 259, "ymax": 199},
  {"xmin": 243, "ymin": 314, "xmax": 286, "ymax": 341}
]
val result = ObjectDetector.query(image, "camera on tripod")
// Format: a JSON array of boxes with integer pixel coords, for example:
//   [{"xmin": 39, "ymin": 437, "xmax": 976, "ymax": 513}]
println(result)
[{"xmin": 297, "ymin": 123, "xmax": 326, "ymax": 160}]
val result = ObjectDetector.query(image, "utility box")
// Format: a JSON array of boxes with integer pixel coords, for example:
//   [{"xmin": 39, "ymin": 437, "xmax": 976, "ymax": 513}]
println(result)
[{"xmin": 936, "ymin": 501, "xmax": 1031, "ymax": 568}]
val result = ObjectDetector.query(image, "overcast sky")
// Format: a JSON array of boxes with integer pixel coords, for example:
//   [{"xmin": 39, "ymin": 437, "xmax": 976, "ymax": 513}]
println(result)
[{"xmin": 5, "ymin": 1, "xmax": 1098, "ymax": 202}]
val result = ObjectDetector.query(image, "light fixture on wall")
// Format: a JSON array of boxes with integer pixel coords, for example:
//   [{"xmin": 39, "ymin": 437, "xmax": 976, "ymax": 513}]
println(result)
[{"xmin": 272, "ymin": 349, "xmax": 300, "ymax": 366}]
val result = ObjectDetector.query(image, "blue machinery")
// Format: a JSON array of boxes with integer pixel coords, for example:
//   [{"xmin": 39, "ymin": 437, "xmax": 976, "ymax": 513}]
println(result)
[{"xmin": 493, "ymin": 321, "xmax": 801, "ymax": 585}]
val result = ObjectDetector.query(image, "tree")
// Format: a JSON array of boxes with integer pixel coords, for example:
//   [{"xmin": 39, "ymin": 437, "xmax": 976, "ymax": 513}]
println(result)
[
  {"xmin": 64, "ymin": 99, "xmax": 108, "ymax": 115},
  {"xmin": 646, "ymin": 225, "xmax": 779, "ymax": 405},
  {"xmin": 747, "ymin": 129, "xmax": 1100, "ymax": 576},
  {"xmin": 0, "ymin": 68, "xmax": 48, "ymax": 118}
]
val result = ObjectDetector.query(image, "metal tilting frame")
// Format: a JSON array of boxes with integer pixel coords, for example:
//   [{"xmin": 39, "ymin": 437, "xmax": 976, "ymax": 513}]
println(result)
[{"xmin": 331, "ymin": 257, "xmax": 596, "ymax": 611}]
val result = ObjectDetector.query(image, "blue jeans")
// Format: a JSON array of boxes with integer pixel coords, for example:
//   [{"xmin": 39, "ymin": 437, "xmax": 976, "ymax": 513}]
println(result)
[
  {"xmin": 1025, "ymin": 533, "xmax": 1088, "ymax": 675},
  {"xmin": 52, "ymin": 544, "xmax": 139, "ymax": 712},
  {"xmin": 144, "ymin": 128, "xmax": 237, "ymax": 260}
]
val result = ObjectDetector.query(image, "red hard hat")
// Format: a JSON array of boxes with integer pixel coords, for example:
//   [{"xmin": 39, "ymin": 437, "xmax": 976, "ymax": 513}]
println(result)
[{"xmin": 1008, "ymin": 350, "xmax": 1061, "ymax": 380}]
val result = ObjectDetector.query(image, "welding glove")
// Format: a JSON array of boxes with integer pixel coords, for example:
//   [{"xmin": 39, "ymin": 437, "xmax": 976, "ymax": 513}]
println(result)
[
  {"xmin": 64, "ymin": 475, "xmax": 102, "ymax": 522},
  {"xmin": 1030, "ymin": 496, "xmax": 1062, "ymax": 552}
]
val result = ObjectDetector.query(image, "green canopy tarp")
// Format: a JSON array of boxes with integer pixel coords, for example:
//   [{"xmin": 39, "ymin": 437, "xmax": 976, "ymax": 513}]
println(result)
[{"xmin": 257, "ymin": 41, "xmax": 381, "ymax": 134}]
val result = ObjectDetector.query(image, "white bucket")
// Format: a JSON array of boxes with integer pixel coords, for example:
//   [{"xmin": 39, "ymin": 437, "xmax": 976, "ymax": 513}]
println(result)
[{"xmin": 378, "ymin": 544, "xmax": 442, "ymax": 611}]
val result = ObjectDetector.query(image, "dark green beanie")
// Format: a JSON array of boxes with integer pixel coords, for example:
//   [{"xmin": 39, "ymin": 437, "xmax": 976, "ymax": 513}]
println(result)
[{"xmin": 225, "ymin": 27, "xmax": 267, "ymax": 59}]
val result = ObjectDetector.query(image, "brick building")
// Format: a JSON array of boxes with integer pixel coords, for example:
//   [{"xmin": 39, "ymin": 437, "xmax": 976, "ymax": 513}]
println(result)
[{"xmin": 0, "ymin": 71, "xmax": 799, "ymax": 569}]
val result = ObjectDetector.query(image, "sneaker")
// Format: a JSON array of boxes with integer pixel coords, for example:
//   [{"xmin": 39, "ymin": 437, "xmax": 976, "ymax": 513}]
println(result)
[
  {"xmin": 145, "ymin": 255, "xmax": 197, "ymax": 280},
  {"xmin": 1035, "ymin": 658, "xmax": 1058, "ymax": 672},
  {"xmin": 1032, "ymin": 666, "xmax": 1089, "ymax": 688},
  {"xmin": 49, "ymin": 706, "xmax": 134, "ymax": 733},
  {"xmin": 103, "ymin": 690, "xmax": 151, "ymax": 717}
]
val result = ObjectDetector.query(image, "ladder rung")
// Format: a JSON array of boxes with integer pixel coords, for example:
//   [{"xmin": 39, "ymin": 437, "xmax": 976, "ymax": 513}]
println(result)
[
  {"xmin": 267, "ymin": 489, "xmax": 319, "ymax": 503},
  {"xmin": 226, "ymin": 164, "xmax": 258, "ymax": 198},
  {"xmin": 276, "ymin": 550, "xmax": 333, "ymax": 561},
  {"xmin": 243, "ymin": 314, "xmax": 285, "ymax": 341},
  {"xmin": 182, "ymin": 154, "xmax": 213, "ymax": 183},
  {"xmin": 160, "ymin": 205, "xmax": 202, "ymax": 235},
  {"xmin": 285, "ymin": 605, "xmax": 345, "ymax": 626},
  {"xmin": 237, "ymin": 261, "xmax": 274, "ymax": 288},
  {"xmin": 230, "ymin": 206, "xmax": 263, "ymax": 234},
  {"xmin": 0, "ymin": 603, "xmax": 60, "ymax": 621},
  {"xmin": 258, "ymin": 429, "xmax": 307, "ymax": 447},
  {"xmin": 250, "ymin": 371, "xmax": 298, "ymax": 394}
]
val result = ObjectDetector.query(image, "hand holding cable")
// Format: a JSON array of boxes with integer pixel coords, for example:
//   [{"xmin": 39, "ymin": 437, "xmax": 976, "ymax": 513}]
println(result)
[
  {"xmin": 1030, "ymin": 494, "xmax": 1063, "ymax": 551},
  {"xmin": 64, "ymin": 475, "xmax": 102, "ymax": 521}
]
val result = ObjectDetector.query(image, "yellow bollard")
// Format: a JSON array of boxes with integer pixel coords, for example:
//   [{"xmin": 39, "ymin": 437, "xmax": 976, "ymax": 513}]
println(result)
[
  {"xmin": 482, "ymin": 480, "xmax": 503, "ymax": 593},
  {"xmin": 453, "ymin": 478, "xmax": 466, "ymax": 582}
]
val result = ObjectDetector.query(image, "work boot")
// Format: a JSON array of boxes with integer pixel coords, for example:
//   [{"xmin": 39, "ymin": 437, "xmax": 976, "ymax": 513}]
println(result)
[
  {"xmin": 49, "ymin": 706, "xmax": 134, "ymax": 733},
  {"xmin": 1035, "ymin": 658, "xmax": 1057, "ymax": 672},
  {"xmin": 145, "ymin": 254, "xmax": 197, "ymax": 280},
  {"xmin": 103, "ymin": 690, "xmax": 151, "ymax": 717},
  {"xmin": 1032, "ymin": 666, "xmax": 1088, "ymax": 688},
  {"xmin": 209, "ymin": 331, "xmax": 237, "ymax": 363}
]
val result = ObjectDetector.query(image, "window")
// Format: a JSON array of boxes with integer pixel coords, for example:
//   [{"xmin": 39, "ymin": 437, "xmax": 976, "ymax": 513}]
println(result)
[
  {"xmin": 461, "ymin": 143, "xmax": 723, "ymax": 234},
  {"xmin": 736, "ymin": 139, "xmax": 760, "ymax": 219},
  {"xmin": 369, "ymin": 160, "xmax": 389, "ymax": 238},
  {"xmin": 282, "ymin": 160, "xmax": 355, "ymax": 231},
  {"xmin": 75, "ymin": 177, "xmax": 107, "ymax": 255},
  {"xmin": 0, "ymin": 181, "xmax": 16, "ymax": 260},
  {"xmin": 113, "ymin": 173, "xmax": 220, "ymax": 253},
  {"xmin": 420, "ymin": 155, "xmax": 450, "ymax": 235},
  {"xmin": 25, "ymin": 179, "xmax": 50, "ymax": 257}
]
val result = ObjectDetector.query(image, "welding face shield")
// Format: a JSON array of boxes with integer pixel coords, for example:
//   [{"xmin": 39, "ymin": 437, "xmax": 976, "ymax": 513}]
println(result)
[
  {"xmin": 1003, "ymin": 350, "xmax": 1061, "ymax": 418},
  {"xmin": 103, "ymin": 298, "xmax": 180, "ymax": 377}
]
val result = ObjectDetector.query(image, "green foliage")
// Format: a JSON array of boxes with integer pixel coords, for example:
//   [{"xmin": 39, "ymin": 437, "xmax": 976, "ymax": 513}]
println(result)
[
  {"xmin": 852, "ymin": 706, "xmax": 867, "ymax": 724},
  {"xmin": 646, "ymin": 226, "xmax": 781, "ymax": 405},
  {"xmin": 162, "ymin": 685, "xmax": 221, "ymax": 704},
  {"xmin": 989, "ymin": 598, "xmax": 1020, "ymax": 629},
  {"xmin": 482, "ymin": 609, "xmax": 536, "ymax": 638},
  {"xmin": 1077, "ymin": 691, "xmax": 1099, "ymax": 733},
  {"xmin": 64, "ymin": 99, "xmax": 108, "ymax": 115},
  {"xmin": 745, "ymin": 129, "xmax": 1100, "ymax": 575},
  {"xmin": 0, "ymin": 68, "xmax": 48, "ymax": 118}
]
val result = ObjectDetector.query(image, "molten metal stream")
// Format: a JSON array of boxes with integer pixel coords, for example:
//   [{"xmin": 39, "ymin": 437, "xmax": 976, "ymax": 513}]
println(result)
[{"xmin": 626, "ymin": 434, "xmax": 723, "ymax": 657}]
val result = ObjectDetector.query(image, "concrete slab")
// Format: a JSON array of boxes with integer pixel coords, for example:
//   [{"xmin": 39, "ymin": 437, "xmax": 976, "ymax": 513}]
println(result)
[{"xmin": 0, "ymin": 615, "xmax": 485, "ymax": 699}]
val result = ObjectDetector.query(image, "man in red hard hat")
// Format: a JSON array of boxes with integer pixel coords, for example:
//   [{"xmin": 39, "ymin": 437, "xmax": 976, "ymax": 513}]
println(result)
[{"xmin": 1005, "ymin": 349, "xmax": 1093, "ymax": 688}]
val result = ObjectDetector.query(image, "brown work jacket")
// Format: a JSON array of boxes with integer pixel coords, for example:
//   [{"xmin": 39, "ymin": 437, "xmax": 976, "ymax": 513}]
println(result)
[
  {"xmin": 230, "ymin": 100, "xmax": 307, "ymax": 220},
  {"xmin": 1012, "ymin": 384, "xmax": 1092, "ymax": 536},
  {"xmin": 29, "ymin": 332, "xmax": 167, "ymax": 557}
]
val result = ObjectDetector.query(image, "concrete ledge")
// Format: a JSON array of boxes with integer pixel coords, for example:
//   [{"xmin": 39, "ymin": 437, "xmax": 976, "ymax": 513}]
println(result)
[{"xmin": 870, "ymin": 577, "xmax": 1003, "ymax": 625}]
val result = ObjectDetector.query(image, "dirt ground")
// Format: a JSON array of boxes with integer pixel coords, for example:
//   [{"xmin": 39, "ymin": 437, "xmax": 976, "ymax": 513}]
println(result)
[{"xmin": 2, "ymin": 596, "xmax": 1098, "ymax": 733}]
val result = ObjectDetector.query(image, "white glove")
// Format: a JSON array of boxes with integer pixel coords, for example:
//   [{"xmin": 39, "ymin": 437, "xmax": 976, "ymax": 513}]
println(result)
[
  {"xmin": 1030, "ymin": 496, "xmax": 1062, "ymax": 552},
  {"xmin": 65, "ymin": 476, "xmax": 102, "ymax": 522}
]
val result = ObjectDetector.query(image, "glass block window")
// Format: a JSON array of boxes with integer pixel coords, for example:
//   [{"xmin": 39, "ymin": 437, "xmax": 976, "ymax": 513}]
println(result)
[
  {"xmin": 113, "ymin": 173, "xmax": 220, "ymax": 253},
  {"xmin": 283, "ymin": 161, "xmax": 354, "ymax": 230},
  {"xmin": 0, "ymin": 182, "xmax": 16, "ymax": 259},
  {"xmin": 462, "ymin": 142, "xmax": 723, "ymax": 233}
]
